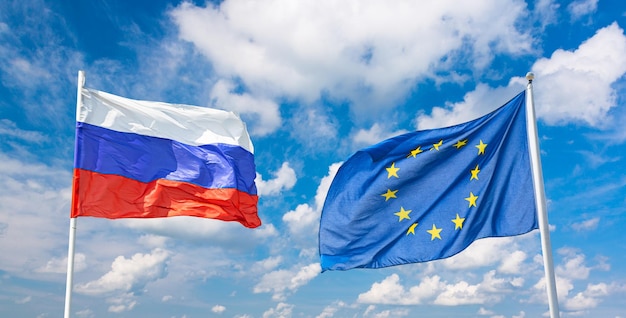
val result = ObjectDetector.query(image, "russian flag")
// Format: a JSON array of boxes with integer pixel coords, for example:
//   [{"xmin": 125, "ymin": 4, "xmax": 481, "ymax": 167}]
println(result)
[{"xmin": 70, "ymin": 88, "xmax": 260, "ymax": 228}]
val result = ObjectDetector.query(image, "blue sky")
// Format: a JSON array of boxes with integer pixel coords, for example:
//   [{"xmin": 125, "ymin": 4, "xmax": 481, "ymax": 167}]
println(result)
[{"xmin": 1, "ymin": 0, "xmax": 626, "ymax": 317}]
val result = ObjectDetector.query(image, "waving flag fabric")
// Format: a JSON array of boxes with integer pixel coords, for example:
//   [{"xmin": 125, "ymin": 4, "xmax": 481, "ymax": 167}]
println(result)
[
  {"xmin": 71, "ymin": 88, "xmax": 260, "ymax": 228},
  {"xmin": 319, "ymin": 92, "xmax": 537, "ymax": 270}
]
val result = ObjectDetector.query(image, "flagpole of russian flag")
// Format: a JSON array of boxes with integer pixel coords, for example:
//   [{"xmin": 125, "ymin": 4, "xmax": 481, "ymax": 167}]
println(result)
[
  {"xmin": 525, "ymin": 72, "xmax": 560, "ymax": 318},
  {"xmin": 64, "ymin": 70, "xmax": 84, "ymax": 318}
]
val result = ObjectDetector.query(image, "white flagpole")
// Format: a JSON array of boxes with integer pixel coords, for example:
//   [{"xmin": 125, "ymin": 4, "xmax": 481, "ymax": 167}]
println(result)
[
  {"xmin": 525, "ymin": 72, "xmax": 560, "ymax": 318},
  {"xmin": 64, "ymin": 70, "xmax": 85, "ymax": 318}
]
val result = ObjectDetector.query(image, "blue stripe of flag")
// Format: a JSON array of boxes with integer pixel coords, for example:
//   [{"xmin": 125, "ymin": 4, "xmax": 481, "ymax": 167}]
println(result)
[{"xmin": 74, "ymin": 122, "xmax": 257, "ymax": 195}]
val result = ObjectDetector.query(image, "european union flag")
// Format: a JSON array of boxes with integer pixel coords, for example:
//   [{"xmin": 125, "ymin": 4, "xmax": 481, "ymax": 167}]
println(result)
[{"xmin": 319, "ymin": 92, "xmax": 538, "ymax": 271}]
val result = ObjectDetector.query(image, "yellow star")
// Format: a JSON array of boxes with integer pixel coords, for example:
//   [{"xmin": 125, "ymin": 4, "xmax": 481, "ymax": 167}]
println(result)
[
  {"xmin": 381, "ymin": 189, "xmax": 398, "ymax": 201},
  {"xmin": 452, "ymin": 214, "xmax": 465, "ymax": 230},
  {"xmin": 453, "ymin": 139, "xmax": 468, "ymax": 149},
  {"xmin": 394, "ymin": 207, "xmax": 412, "ymax": 221},
  {"xmin": 427, "ymin": 224, "xmax": 442, "ymax": 240},
  {"xmin": 476, "ymin": 140, "xmax": 487, "ymax": 155},
  {"xmin": 470, "ymin": 164, "xmax": 480, "ymax": 180},
  {"xmin": 386, "ymin": 162, "xmax": 400, "ymax": 178},
  {"xmin": 430, "ymin": 139, "xmax": 443, "ymax": 151},
  {"xmin": 465, "ymin": 192, "xmax": 478, "ymax": 207},
  {"xmin": 407, "ymin": 146, "xmax": 423, "ymax": 158},
  {"xmin": 407, "ymin": 222, "xmax": 418, "ymax": 235}
]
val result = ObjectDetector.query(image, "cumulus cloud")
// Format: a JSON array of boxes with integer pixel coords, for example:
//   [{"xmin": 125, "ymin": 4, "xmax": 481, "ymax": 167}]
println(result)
[
  {"xmin": 256, "ymin": 162, "xmax": 297, "ymax": 196},
  {"xmin": 351, "ymin": 123, "xmax": 409, "ymax": 149},
  {"xmin": 357, "ymin": 274, "xmax": 443, "ymax": 305},
  {"xmin": 72, "ymin": 248, "xmax": 171, "ymax": 313},
  {"xmin": 38, "ymin": 253, "xmax": 87, "ymax": 274},
  {"xmin": 210, "ymin": 79, "xmax": 281, "ymax": 136},
  {"xmin": 568, "ymin": 0, "xmax": 598, "ymax": 21},
  {"xmin": 254, "ymin": 256, "xmax": 283, "ymax": 272},
  {"xmin": 530, "ymin": 247, "xmax": 617, "ymax": 313},
  {"xmin": 262, "ymin": 302, "xmax": 294, "ymax": 318},
  {"xmin": 358, "ymin": 270, "xmax": 512, "ymax": 306},
  {"xmin": 282, "ymin": 162, "xmax": 340, "ymax": 238},
  {"xmin": 75, "ymin": 248, "xmax": 170, "ymax": 295},
  {"xmin": 212, "ymin": 304, "xmax": 226, "ymax": 313},
  {"xmin": 415, "ymin": 82, "xmax": 524, "ymax": 130},
  {"xmin": 531, "ymin": 22, "xmax": 626, "ymax": 127},
  {"xmin": 253, "ymin": 263, "xmax": 320, "ymax": 301},
  {"xmin": 106, "ymin": 293, "xmax": 137, "ymax": 313},
  {"xmin": 119, "ymin": 216, "xmax": 277, "ymax": 247},
  {"xmin": 416, "ymin": 23, "xmax": 626, "ymax": 130},
  {"xmin": 556, "ymin": 248, "xmax": 591, "ymax": 281},
  {"xmin": 0, "ymin": 154, "xmax": 72, "ymax": 277},
  {"xmin": 498, "ymin": 250, "xmax": 528, "ymax": 274},
  {"xmin": 433, "ymin": 271, "xmax": 507, "ymax": 305},
  {"xmin": 571, "ymin": 217, "xmax": 600, "ymax": 231},
  {"xmin": 440, "ymin": 236, "xmax": 533, "ymax": 271},
  {"xmin": 170, "ymin": 0, "xmax": 534, "ymax": 119}
]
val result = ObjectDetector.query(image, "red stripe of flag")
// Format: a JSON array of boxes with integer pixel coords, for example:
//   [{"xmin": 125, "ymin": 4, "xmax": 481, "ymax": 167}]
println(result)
[{"xmin": 71, "ymin": 169, "xmax": 260, "ymax": 228}]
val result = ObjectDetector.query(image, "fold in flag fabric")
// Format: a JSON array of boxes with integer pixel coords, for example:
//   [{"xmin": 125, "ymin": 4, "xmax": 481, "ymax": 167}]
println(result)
[
  {"xmin": 319, "ymin": 91, "xmax": 538, "ymax": 270},
  {"xmin": 71, "ymin": 88, "xmax": 260, "ymax": 228}
]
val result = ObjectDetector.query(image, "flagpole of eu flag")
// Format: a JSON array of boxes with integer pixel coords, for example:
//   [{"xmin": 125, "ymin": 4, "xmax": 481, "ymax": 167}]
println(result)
[{"xmin": 319, "ymin": 91, "xmax": 538, "ymax": 271}]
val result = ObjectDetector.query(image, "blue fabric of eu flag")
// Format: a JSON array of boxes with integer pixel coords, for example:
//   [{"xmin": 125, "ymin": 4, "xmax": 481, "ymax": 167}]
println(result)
[{"xmin": 319, "ymin": 91, "xmax": 538, "ymax": 271}]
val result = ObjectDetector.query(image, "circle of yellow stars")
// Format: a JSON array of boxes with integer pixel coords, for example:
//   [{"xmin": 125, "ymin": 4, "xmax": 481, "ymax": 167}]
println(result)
[{"xmin": 381, "ymin": 138, "xmax": 488, "ymax": 241}]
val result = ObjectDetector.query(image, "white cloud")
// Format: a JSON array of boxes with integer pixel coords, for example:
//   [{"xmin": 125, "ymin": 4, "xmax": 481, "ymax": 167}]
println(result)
[
  {"xmin": 571, "ymin": 217, "xmax": 600, "ymax": 231},
  {"xmin": 256, "ymin": 162, "xmax": 297, "ymax": 196},
  {"xmin": 15, "ymin": 295, "xmax": 31, "ymax": 304},
  {"xmin": 170, "ymin": 0, "xmax": 533, "ymax": 118},
  {"xmin": 532, "ymin": 0, "xmax": 560, "ymax": 30},
  {"xmin": 556, "ymin": 248, "xmax": 590, "ymax": 281},
  {"xmin": 357, "ymin": 274, "xmax": 444, "ymax": 305},
  {"xmin": 531, "ymin": 22, "xmax": 626, "ymax": 127},
  {"xmin": 351, "ymin": 124, "xmax": 409, "ymax": 148},
  {"xmin": 38, "ymin": 253, "xmax": 87, "ymax": 274},
  {"xmin": 282, "ymin": 203, "xmax": 317, "ymax": 237},
  {"xmin": 316, "ymin": 301, "xmax": 346, "ymax": 318},
  {"xmin": 440, "ymin": 236, "xmax": 530, "ymax": 270},
  {"xmin": 416, "ymin": 23, "xmax": 626, "ymax": 130},
  {"xmin": 253, "ymin": 263, "xmax": 320, "ymax": 301},
  {"xmin": 262, "ymin": 302, "xmax": 294, "ymax": 318},
  {"xmin": 0, "ymin": 119, "xmax": 48, "ymax": 143},
  {"xmin": 577, "ymin": 150, "xmax": 621, "ymax": 168},
  {"xmin": 137, "ymin": 234, "xmax": 169, "ymax": 249},
  {"xmin": 434, "ymin": 271, "xmax": 505, "ymax": 305},
  {"xmin": 287, "ymin": 106, "xmax": 339, "ymax": 152},
  {"xmin": 563, "ymin": 283, "xmax": 606, "ymax": 311},
  {"xmin": 498, "ymin": 250, "xmax": 528, "ymax": 274},
  {"xmin": 510, "ymin": 277, "xmax": 525, "ymax": 288},
  {"xmin": 75, "ymin": 309, "xmax": 94, "ymax": 318},
  {"xmin": 106, "ymin": 293, "xmax": 137, "ymax": 313},
  {"xmin": 255, "ymin": 256, "xmax": 283, "ymax": 272},
  {"xmin": 212, "ymin": 304, "xmax": 226, "ymax": 313},
  {"xmin": 568, "ymin": 0, "xmax": 598, "ymax": 20},
  {"xmin": 415, "ymin": 82, "xmax": 524, "ymax": 130},
  {"xmin": 210, "ymin": 79, "xmax": 281, "ymax": 136},
  {"xmin": 529, "ymin": 248, "xmax": 618, "ymax": 311},
  {"xmin": 358, "ymin": 271, "xmax": 511, "ymax": 306},
  {"xmin": 75, "ymin": 248, "xmax": 170, "ymax": 295},
  {"xmin": 282, "ymin": 163, "xmax": 340, "ymax": 237},
  {"xmin": 119, "ymin": 216, "xmax": 277, "ymax": 246},
  {"xmin": 512, "ymin": 311, "xmax": 526, "ymax": 318},
  {"xmin": 0, "ymin": 154, "xmax": 73, "ymax": 278}
]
